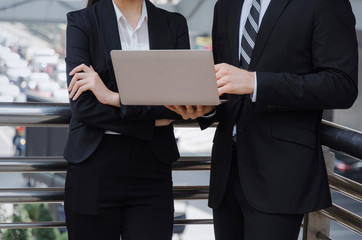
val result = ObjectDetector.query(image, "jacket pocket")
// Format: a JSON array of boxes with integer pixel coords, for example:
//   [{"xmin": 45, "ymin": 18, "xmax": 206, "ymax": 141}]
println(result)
[{"xmin": 271, "ymin": 123, "xmax": 317, "ymax": 150}]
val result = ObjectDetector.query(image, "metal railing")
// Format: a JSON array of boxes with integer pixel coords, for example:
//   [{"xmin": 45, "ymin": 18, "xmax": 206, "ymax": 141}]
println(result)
[{"xmin": 0, "ymin": 103, "xmax": 361, "ymax": 240}]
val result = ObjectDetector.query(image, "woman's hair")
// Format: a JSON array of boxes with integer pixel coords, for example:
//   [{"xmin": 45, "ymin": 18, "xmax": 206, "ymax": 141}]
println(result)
[{"xmin": 87, "ymin": 0, "xmax": 101, "ymax": 7}]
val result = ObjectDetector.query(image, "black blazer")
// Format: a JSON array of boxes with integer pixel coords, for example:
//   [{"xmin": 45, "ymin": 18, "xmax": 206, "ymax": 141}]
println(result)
[
  {"xmin": 64, "ymin": 0, "xmax": 190, "ymax": 164},
  {"xmin": 200, "ymin": 0, "xmax": 358, "ymax": 214}
]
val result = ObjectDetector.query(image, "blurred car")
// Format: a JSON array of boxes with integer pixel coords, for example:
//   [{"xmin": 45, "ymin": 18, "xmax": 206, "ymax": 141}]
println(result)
[
  {"xmin": 1, "ymin": 57, "xmax": 31, "ymax": 87},
  {"xmin": 0, "ymin": 75, "xmax": 20, "ymax": 102},
  {"xmin": 0, "ymin": 84, "xmax": 20, "ymax": 97},
  {"xmin": 54, "ymin": 62, "xmax": 67, "ymax": 88},
  {"xmin": 35, "ymin": 80, "xmax": 60, "ymax": 98},
  {"xmin": 37, "ymin": 80, "xmax": 60, "ymax": 92},
  {"xmin": 0, "ymin": 51, "xmax": 20, "ymax": 61},
  {"xmin": 33, "ymin": 55, "xmax": 59, "ymax": 71},
  {"xmin": 0, "ymin": 74, "xmax": 9, "ymax": 85},
  {"xmin": 52, "ymin": 88, "xmax": 69, "ymax": 103},
  {"xmin": 333, "ymin": 150, "xmax": 362, "ymax": 183},
  {"xmin": 26, "ymin": 47, "xmax": 59, "ymax": 72},
  {"xmin": 0, "ymin": 46, "xmax": 11, "ymax": 60},
  {"xmin": 6, "ymin": 67, "xmax": 31, "ymax": 85},
  {"xmin": 0, "ymin": 51, "xmax": 21, "ymax": 73},
  {"xmin": 26, "ymin": 47, "xmax": 56, "ymax": 59},
  {"xmin": 27, "ymin": 72, "xmax": 51, "ymax": 90},
  {"xmin": 2, "ymin": 58, "xmax": 27, "ymax": 69}
]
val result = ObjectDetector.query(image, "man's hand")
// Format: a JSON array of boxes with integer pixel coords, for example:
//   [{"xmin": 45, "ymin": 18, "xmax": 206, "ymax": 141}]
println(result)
[
  {"xmin": 215, "ymin": 63, "xmax": 255, "ymax": 96},
  {"xmin": 165, "ymin": 105, "xmax": 215, "ymax": 120}
]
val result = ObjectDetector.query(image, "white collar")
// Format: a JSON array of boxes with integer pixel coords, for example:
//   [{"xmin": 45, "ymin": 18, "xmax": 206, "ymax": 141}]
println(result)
[{"xmin": 112, "ymin": 0, "xmax": 148, "ymax": 28}]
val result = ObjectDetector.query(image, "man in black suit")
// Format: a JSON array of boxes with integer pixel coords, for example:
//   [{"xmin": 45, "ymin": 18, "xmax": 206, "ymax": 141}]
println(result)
[{"xmin": 168, "ymin": 0, "xmax": 358, "ymax": 239}]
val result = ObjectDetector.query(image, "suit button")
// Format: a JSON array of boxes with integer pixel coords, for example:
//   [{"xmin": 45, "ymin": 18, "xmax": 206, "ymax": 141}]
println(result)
[{"xmin": 238, "ymin": 125, "xmax": 244, "ymax": 133}]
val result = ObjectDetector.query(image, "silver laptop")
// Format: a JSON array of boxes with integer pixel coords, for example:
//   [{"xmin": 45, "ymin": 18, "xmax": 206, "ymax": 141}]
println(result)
[{"xmin": 110, "ymin": 50, "xmax": 223, "ymax": 106}]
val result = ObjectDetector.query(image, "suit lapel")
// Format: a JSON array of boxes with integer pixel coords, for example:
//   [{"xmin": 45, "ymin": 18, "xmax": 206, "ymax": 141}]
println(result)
[
  {"xmin": 249, "ymin": 0, "xmax": 290, "ymax": 70},
  {"xmin": 228, "ymin": 0, "xmax": 244, "ymax": 66},
  {"xmin": 146, "ymin": 0, "xmax": 172, "ymax": 49}
]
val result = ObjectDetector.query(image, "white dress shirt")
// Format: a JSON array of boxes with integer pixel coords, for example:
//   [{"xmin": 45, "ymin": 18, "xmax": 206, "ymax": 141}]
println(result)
[
  {"xmin": 106, "ymin": 1, "xmax": 149, "ymax": 135},
  {"xmin": 229, "ymin": 0, "xmax": 271, "ymax": 137},
  {"xmin": 112, "ymin": 0, "xmax": 149, "ymax": 50},
  {"xmin": 239, "ymin": 0, "xmax": 271, "ymax": 102}
]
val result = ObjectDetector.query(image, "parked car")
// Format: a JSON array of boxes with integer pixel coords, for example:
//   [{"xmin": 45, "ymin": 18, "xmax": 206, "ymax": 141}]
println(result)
[
  {"xmin": 333, "ymin": 150, "xmax": 362, "ymax": 183},
  {"xmin": 27, "ymin": 72, "xmax": 51, "ymax": 90},
  {"xmin": 0, "ymin": 74, "xmax": 9, "ymax": 85},
  {"xmin": 26, "ymin": 47, "xmax": 59, "ymax": 72},
  {"xmin": 0, "ymin": 75, "xmax": 20, "ymax": 102},
  {"xmin": 54, "ymin": 62, "xmax": 67, "ymax": 88},
  {"xmin": 2, "ymin": 58, "xmax": 31, "ymax": 87}
]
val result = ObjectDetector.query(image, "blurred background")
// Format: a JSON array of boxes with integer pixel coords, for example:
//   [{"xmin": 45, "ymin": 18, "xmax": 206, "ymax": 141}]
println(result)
[{"xmin": 0, "ymin": 0, "xmax": 361, "ymax": 239}]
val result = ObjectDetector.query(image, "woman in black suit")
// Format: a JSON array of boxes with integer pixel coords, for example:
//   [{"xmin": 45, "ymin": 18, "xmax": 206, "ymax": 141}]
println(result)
[{"xmin": 64, "ymin": 0, "xmax": 190, "ymax": 239}]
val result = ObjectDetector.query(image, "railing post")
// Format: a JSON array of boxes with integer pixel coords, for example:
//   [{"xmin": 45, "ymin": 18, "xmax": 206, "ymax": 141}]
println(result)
[{"xmin": 303, "ymin": 146, "xmax": 334, "ymax": 240}]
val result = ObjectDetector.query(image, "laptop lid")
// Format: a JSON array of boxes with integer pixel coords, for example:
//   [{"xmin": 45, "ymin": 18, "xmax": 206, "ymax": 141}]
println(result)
[{"xmin": 110, "ymin": 50, "xmax": 221, "ymax": 106}]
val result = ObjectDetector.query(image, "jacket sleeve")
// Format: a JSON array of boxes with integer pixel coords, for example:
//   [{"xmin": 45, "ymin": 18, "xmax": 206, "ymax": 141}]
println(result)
[
  {"xmin": 197, "ymin": 2, "xmax": 221, "ymax": 131},
  {"xmin": 66, "ymin": 11, "xmax": 155, "ymax": 141},
  {"xmin": 255, "ymin": 0, "xmax": 358, "ymax": 112},
  {"xmin": 118, "ymin": 12, "xmax": 191, "ymax": 120}
]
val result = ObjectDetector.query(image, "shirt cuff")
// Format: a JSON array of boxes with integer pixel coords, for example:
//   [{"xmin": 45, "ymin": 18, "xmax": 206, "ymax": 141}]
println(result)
[
  {"xmin": 250, "ymin": 72, "xmax": 257, "ymax": 102},
  {"xmin": 202, "ymin": 110, "xmax": 216, "ymax": 118}
]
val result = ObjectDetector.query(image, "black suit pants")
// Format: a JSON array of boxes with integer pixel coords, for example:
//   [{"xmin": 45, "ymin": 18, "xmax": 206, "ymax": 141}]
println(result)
[
  {"xmin": 213, "ymin": 147, "xmax": 304, "ymax": 240},
  {"xmin": 64, "ymin": 134, "xmax": 174, "ymax": 240}
]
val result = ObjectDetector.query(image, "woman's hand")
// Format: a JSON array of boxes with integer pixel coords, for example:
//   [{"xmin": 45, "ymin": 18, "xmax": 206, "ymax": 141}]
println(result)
[
  {"xmin": 155, "ymin": 119, "xmax": 174, "ymax": 127},
  {"xmin": 165, "ymin": 105, "xmax": 215, "ymax": 120},
  {"xmin": 68, "ymin": 64, "xmax": 120, "ymax": 107}
]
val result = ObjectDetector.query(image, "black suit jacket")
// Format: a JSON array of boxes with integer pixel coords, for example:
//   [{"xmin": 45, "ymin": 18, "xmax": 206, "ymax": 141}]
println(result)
[
  {"xmin": 64, "ymin": 0, "xmax": 190, "ymax": 164},
  {"xmin": 200, "ymin": 0, "xmax": 358, "ymax": 214}
]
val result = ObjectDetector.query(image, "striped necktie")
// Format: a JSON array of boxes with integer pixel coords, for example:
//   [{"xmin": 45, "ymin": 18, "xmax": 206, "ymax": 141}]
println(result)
[
  {"xmin": 240, "ymin": 0, "xmax": 261, "ymax": 69},
  {"xmin": 233, "ymin": 0, "xmax": 262, "ymax": 142}
]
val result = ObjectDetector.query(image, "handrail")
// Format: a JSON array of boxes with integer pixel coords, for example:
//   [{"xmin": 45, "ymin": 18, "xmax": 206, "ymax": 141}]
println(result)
[
  {"xmin": 0, "ymin": 219, "xmax": 214, "ymax": 230},
  {"xmin": 321, "ymin": 120, "xmax": 362, "ymax": 160},
  {"xmin": 320, "ymin": 204, "xmax": 362, "ymax": 236},
  {"xmin": 328, "ymin": 173, "xmax": 362, "ymax": 203},
  {"xmin": 0, "ymin": 103, "xmax": 361, "ymax": 160},
  {"xmin": 0, "ymin": 157, "xmax": 211, "ymax": 172},
  {"xmin": 0, "ymin": 103, "xmax": 361, "ymax": 237},
  {"xmin": 0, "ymin": 102, "xmax": 70, "ymax": 127},
  {"xmin": 316, "ymin": 232, "xmax": 333, "ymax": 240},
  {"xmin": 0, "ymin": 186, "xmax": 209, "ymax": 203}
]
